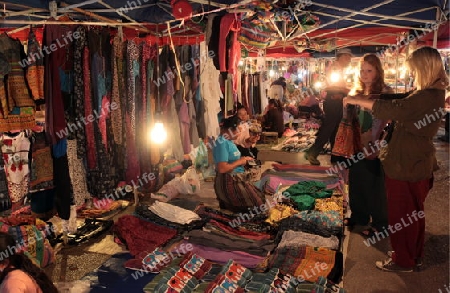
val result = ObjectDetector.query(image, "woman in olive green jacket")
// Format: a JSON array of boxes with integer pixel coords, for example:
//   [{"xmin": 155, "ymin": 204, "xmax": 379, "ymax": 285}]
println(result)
[{"xmin": 344, "ymin": 46, "xmax": 448, "ymax": 272}]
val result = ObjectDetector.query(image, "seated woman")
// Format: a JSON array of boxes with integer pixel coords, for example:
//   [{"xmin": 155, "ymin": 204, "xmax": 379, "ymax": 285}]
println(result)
[
  {"xmin": 233, "ymin": 105, "xmax": 250, "ymax": 145},
  {"xmin": 212, "ymin": 116, "xmax": 265, "ymax": 212},
  {"xmin": 235, "ymin": 122, "xmax": 262, "ymax": 159},
  {"xmin": 0, "ymin": 232, "xmax": 58, "ymax": 293},
  {"xmin": 262, "ymin": 99, "xmax": 285, "ymax": 138}
]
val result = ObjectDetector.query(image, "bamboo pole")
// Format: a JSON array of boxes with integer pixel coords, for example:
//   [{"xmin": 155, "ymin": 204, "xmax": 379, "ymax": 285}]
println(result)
[{"xmin": 59, "ymin": 2, "xmax": 151, "ymax": 33}]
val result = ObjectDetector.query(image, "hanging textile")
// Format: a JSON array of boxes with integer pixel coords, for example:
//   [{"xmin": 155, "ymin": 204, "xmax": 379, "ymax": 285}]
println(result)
[
  {"xmin": 194, "ymin": 86, "xmax": 206, "ymax": 139},
  {"xmin": 0, "ymin": 34, "xmax": 34, "ymax": 111},
  {"xmin": 179, "ymin": 101, "xmax": 191, "ymax": 154},
  {"xmin": 125, "ymin": 40, "xmax": 141, "ymax": 182},
  {"xmin": 25, "ymin": 27, "xmax": 44, "ymax": 101},
  {"xmin": 188, "ymin": 95, "xmax": 199, "ymax": 148},
  {"xmin": 67, "ymin": 139, "xmax": 91, "ymax": 207},
  {"xmin": 43, "ymin": 21, "xmax": 74, "ymax": 143},
  {"xmin": 0, "ymin": 35, "xmax": 35, "ymax": 131},
  {"xmin": 111, "ymin": 36, "xmax": 124, "ymax": 146},
  {"xmin": 0, "ymin": 132, "xmax": 30, "ymax": 204},
  {"xmin": 85, "ymin": 29, "xmax": 117, "ymax": 197},
  {"xmin": 83, "ymin": 46, "xmax": 97, "ymax": 170},
  {"xmin": 199, "ymin": 41, "xmax": 221, "ymax": 138},
  {"xmin": 139, "ymin": 42, "xmax": 156, "ymax": 174},
  {"xmin": 29, "ymin": 132, "xmax": 53, "ymax": 192},
  {"xmin": 73, "ymin": 26, "xmax": 88, "ymax": 159},
  {"xmin": 52, "ymin": 139, "xmax": 73, "ymax": 220},
  {"xmin": 147, "ymin": 60, "xmax": 160, "ymax": 166},
  {"xmin": 0, "ymin": 156, "xmax": 11, "ymax": 212},
  {"xmin": 252, "ymin": 73, "xmax": 261, "ymax": 114}
]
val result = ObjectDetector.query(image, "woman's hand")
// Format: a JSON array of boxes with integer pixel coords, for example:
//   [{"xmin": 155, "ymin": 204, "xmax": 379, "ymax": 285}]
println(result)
[{"xmin": 239, "ymin": 156, "xmax": 254, "ymax": 165}]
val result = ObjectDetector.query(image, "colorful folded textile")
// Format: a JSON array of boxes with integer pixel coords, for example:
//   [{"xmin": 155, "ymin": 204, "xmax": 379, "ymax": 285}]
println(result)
[
  {"xmin": 114, "ymin": 215, "xmax": 177, "ymax": 257},
  {"xmin": 268, "ymin": 246, "xmax": 335, "ymax": 282}
]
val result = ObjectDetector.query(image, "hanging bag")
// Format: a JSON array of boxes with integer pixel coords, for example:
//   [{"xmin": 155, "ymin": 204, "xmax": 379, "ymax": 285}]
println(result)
[{"xmin": 331, "ymin": 105, "xmax": 362, "ymax": 158}]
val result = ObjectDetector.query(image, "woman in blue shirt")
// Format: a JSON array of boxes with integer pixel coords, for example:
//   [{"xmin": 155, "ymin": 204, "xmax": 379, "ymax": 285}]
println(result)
[{"xmin": 213, "ymin": 115, "xmax": 265, "ymax": 212}]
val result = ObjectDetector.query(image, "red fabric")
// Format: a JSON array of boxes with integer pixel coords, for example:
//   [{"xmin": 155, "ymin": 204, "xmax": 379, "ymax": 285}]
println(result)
[
  {"xmin": 219, "ymin": 14, "xmax": 241, "ymax": 73},
  {"xmin": 384, "ymin": 175, "xmax": 432, "ymax": 268},
  {"xmin": 114, "ymin": 215, "xmax": 177, "ymax": 257}
]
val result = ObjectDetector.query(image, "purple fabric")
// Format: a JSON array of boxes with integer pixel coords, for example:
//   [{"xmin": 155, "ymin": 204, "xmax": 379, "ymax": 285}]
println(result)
[
  {"xmin": 255, "ymin": 173, "xmax": 342, "ymax": 193},
  {"xmin": 185, "ymin": 242, "xmax": 266, "ymax": 268},
  {"xmin": 178, "ymin": 101, "xmax": 191, "ymax": 154}
]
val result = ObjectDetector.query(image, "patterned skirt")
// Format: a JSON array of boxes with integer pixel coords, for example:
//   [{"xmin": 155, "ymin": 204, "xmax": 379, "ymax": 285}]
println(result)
[{"xmin": 214, "ymin": 172, "xmax": 265, "ymax": 213}]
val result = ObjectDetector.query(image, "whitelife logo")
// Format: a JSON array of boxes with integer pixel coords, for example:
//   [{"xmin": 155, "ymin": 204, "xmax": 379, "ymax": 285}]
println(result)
[{"xmin": 19, "ymin": 31, "xmax": 81, "ymax": 68}]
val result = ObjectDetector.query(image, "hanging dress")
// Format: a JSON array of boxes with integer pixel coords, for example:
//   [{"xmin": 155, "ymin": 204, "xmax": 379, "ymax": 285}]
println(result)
[{"xmin": 0, "ymin": 132, "xmax": 30, "ymax": 204}]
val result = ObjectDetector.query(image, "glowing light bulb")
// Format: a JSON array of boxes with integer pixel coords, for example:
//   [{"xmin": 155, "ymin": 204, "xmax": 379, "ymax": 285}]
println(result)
[
  {"xmin": 269, "ymin": 70, "xmax": 275, "ymax": 77},
  {"xmin": 238, "ymin": 60, "xmax": 244, "ymax": 66},
  {"xmin": 330, "ymin": 72, "xmax": 341, "ymax": 83},
  {"xmin": 150, "ymin": 122, "xmax": 167, "ymax": 144},
  {"xmin": 314, "ymin": 81, "xmax": 322, "ymax": 89}
]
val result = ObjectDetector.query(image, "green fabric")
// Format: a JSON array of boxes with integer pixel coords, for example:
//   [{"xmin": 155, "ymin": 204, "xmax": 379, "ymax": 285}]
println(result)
[
  {"xmin": 284, "ymin": 181, "xmax": 333, "ymax": 210},
  {"xmin": 285, "ymin": 181, "xmax": 332, "ymax": 198},
  {"xmin": 358, "ymin": 109, "xmax": 372, "ymax": 133},
  {"xmin": 290, "ymin": 195, "xmax": 316, "ymax": 211}
]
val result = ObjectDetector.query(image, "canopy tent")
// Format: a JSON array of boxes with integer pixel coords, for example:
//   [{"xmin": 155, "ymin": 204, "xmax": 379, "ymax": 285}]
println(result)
[{"xmin": 0, "ymin": 0, "xmax": 448, "ymax": 55}]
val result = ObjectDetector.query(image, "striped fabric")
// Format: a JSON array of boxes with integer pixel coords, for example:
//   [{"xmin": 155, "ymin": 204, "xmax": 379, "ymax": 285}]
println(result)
[{"xmin": 214, "ymin": 173, "xmax": 265, "ymax": 213}]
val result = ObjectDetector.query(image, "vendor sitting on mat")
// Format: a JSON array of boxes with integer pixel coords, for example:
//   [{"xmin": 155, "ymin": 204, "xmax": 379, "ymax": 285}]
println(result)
[
  {"xmin": 212, "ymin": 115, "xmax": 265, "ymax": 212},
  {"xmin": 235, "ymin": 121, "xmax": 262, "ymax": 160}
]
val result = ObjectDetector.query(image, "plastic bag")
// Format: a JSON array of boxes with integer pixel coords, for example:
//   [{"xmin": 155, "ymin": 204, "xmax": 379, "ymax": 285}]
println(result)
[
  {"xmin": 151, "ymin": 178, "xmax": 181, "ymax": 202},
  {"xmin": 178, "ymin": 167, "xmax": 201, "ymax": 194},
  {"xmin": 193, "ymin": 140, "xmax": 209, "ymax": 170}
]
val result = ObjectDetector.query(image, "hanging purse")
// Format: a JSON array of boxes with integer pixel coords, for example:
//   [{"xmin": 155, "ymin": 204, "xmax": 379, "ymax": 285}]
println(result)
[{"xmin": 331, "ymin": 105, "xmax": 362, "ymax": 158}]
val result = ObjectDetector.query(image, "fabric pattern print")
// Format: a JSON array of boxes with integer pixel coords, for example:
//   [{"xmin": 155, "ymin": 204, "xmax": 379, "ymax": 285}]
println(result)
[
  {"xmin": 67, "ymin": 139, "xmax": 91, "ymax": 207},
  {"xmin": 0, "ymin": 132, "xmax": 30, "ymax": 203}
]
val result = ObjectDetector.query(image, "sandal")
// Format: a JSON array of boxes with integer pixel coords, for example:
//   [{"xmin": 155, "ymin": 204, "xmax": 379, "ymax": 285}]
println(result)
[{"xmin": 360, "ymin": 227, "xmax": 378, "ymax": 238}]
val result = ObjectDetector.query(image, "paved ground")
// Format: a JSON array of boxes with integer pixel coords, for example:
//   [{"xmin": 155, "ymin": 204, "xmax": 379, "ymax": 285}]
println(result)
[{"xmin": 342, "ymin": 133, "xmax": 449, "ymax": 293}]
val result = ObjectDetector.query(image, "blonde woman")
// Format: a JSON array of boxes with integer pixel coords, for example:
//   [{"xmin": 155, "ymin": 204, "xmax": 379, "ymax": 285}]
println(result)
[{"xmin": 344, "ymin": 46, "xmax": 448, "ymax": 272}]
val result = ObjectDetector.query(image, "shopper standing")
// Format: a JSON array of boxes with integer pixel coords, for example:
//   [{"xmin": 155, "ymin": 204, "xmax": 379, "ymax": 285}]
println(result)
[
  {"xmin": 344, "ymin": 46, "xmax": 448, "ymax": 272},
  {"xmin": 344, "ymin": 54, "xmax": 393, "ymax": 237},
  {"xmin": 304, "ymin": 48, "xmax": 353, "ymax": 165}
]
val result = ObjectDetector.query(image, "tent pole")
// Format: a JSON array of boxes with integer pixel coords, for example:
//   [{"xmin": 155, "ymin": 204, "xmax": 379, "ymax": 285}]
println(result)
[
  {"xmin": 313, "ymin": 2, "xmax": 434, "ymax": 24},
  {"xmin": 97, "ymin": 0, "xmax": 148, "ymax": 32},
  {"xmin": 433, "ymin": 7, "xmax": 440, "ymax": 48},
  {"xmin": 313, "ymin": 6, "xmax": 440, "ymax": 39},
  {"xmin": 60, "ymin": 2, "xmax": 151, "ymax": 33},
  {"xmin": 292, "ymin": 0, "xmax": 394, "ymax": 39}
]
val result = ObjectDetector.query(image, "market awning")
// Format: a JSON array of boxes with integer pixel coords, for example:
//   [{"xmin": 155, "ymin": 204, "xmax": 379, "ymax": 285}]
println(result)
[{"xmin": 0, "ymin": 0, "xmax": 447, "ymax": 54}]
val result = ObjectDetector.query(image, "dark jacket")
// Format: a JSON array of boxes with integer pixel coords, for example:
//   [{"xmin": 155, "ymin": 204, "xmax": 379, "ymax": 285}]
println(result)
[{"xmin": 372, "ymin": 88, "xmax": 445, "ymax": 181}]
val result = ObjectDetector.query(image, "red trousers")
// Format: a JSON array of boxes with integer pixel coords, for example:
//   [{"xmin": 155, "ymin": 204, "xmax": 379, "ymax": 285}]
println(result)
[{"xmin": 384, "ymin": 175, "xmax": 433, "ymax": 267}]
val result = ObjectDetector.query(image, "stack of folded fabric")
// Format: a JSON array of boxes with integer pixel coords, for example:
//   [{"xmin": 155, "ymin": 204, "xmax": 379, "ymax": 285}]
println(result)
[{"xmin": 134, "ymin": 202, "xmax": 205, "ymax": 232}]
